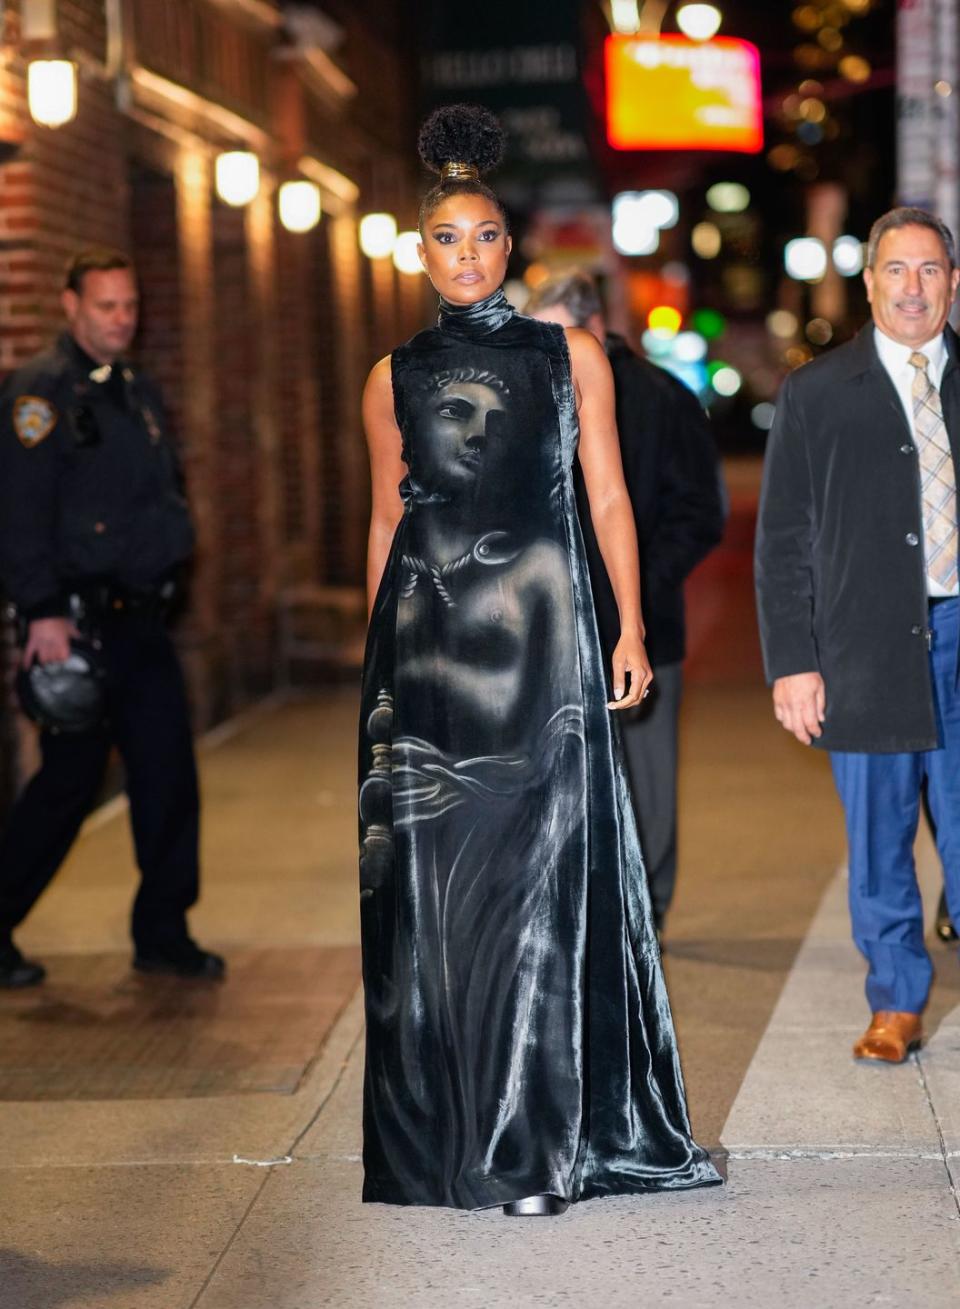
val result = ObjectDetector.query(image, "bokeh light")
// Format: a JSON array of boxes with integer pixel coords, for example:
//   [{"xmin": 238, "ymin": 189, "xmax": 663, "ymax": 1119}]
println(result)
[
  {"xmin": 691, "ymin": 221, "xmax": 722, "ymax": 259},
  {"xmin": 839, "ymin": 55, "xmax": 871, "ymax": 82},
  {"xmin": 805, "ymin": 317, "xmax": 834, "ymax": 345},
  {"xmin": 278, "ymin": 180, "xmax": 321, "ymax": 233},
  {"xmin": 692, "ymin": 307, "xmax": 727, "ymax": 339},
  {"xmin": 784, "ymin": 237, "xmax": 828, "ymax": 281},
  {"xmin": 392, "ymin": 231, "xmax": 423, "ymax": 275},
  {"xmin": 706, "ymin": 182, "xmax": 751, "ymax": 213},
  {"xmin": 766, "ymin": 309, "xmax": 799, "ymax": 339},
  {"xmin": 359, "ymin": 213, "xmax": 397, "ymax": 259},
  {"xmin": 648, "ymin": 305, "xmax": 683, "ymax": 336},
  {"xmin": 215, "ymin": 151, "xmax": 260, "ymax": 207},
  {"xmin": 711, "ymin": 364, "xmax": 742, "ymax": 397},
  {"xmin": 676, "ymin": 4, "xmax": 722, "ymax": 41},
  {"xmin": 833, "ymin": 234, "xmax": 865, "ymax": 276},
  {"xmin": 673, "ymin": 331, "xmax": 708, "ymax": 363},
  {"xmin": 751, "ymin": 402, "xmax": 777, "ymax": 431}
]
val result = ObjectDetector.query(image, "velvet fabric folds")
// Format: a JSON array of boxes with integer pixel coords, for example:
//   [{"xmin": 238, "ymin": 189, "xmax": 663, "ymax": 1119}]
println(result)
[{"xmin": 358, "ymin": 287, "xmax": 720, "ymax": 1209}]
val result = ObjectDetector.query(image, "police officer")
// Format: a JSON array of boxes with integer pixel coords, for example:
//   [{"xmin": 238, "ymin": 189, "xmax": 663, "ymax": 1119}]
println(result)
[{"xmin": 0, "ymin": 248, "xmax": 224, "ymax": 986}]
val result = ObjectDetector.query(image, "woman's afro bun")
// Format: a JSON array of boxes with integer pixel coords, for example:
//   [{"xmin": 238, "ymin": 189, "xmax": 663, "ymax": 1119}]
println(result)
[{"xmin": 417, "ymin": 104, "xmax": 505, "ymax": 177}]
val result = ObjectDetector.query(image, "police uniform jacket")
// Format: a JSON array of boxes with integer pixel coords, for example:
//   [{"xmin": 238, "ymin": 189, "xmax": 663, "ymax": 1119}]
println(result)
[
  {"xmin": 575, "ymin": 334, "xmax": 725, "ymax": 668},
  {"xmin": 755, "ymin": 323, "xmax": 960, "ymax": 754},
  {"xmin": 0, "ymin": 333, "xmax": 194, "ymax": 619}
]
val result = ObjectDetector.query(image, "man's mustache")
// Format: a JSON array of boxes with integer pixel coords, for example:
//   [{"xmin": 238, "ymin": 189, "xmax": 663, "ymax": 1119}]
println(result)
[{"xmin": 895, "ymin": 298, "xmax": 930, "ymax": 310}]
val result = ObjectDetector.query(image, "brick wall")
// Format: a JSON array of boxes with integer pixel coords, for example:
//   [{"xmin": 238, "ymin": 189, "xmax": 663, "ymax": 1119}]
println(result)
[{"xmin": 0, "ymin": 0, "xmax": 422, "ymax": 808}]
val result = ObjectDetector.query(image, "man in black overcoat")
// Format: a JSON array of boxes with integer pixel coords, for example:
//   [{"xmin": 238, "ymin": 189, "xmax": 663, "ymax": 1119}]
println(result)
[
  {"xmin": 0, "ymin": 249, "xmax": 224, "ymax": 987},
  {"xmin": 756, "ymin": 207, "xmax": 960, "ymax": 1062},
  {"xmin": 528, "ymin": 272, "xmax": 725, "ymax": 931}
]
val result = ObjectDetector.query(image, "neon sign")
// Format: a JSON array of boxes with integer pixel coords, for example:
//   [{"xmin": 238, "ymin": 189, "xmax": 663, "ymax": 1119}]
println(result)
[{"xmin": 605, "ymin": 35, "xmax": 764, "ymax": 154}]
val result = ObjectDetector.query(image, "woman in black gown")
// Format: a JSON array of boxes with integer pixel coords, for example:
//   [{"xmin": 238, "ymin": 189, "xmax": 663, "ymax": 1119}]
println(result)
[{"xmin": 359, "ymin": 104, "xmax": 720, "ymax": 1215}]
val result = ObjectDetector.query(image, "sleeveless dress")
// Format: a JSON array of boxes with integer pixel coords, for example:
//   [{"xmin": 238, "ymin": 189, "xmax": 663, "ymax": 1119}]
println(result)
[{"xmin": 358, "ymin": 288, "xmax": 720, "ymax": 1209}]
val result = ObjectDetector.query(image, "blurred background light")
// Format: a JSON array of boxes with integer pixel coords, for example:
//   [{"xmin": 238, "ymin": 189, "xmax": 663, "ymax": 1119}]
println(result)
[
  {"xmin": 832, "ymin": 234, "xmax": 865, "ymax": 276},
  {"xmin": 805, "ymin": 317, "xmax": 834, "ymax": 345},
  {"xmin": 278, "ymin": 180, "xmax": 321, "ymax": 233},
  {"xmin": 784, "ymin": 236, "xmax": 828, "ymax": 281},
  {"xmin": 692, "ymin": 307, "xmax": 727, "ymax": 339},
  {"xmin": 612, "ymin": 213, "xmax": 660, "ymax": 256},
  {"xmin": 614, "ymin": 190, "xmax": 680, "ymax": 230},
  {"xmin": 392, "ymin": 231, "xmax": 423, "ymax": 274},
  {"xmin": 673, "ymin": 331, "xmax": 708, "ymax": 362},
  {"xmin": 706, "ymin": 182, "xmax": 750, "ymax": 213},
  {"xmin": 838, "ymin": 54, "xmax": 871, "ymax": 83},
  {"xmin": 710, "ymin": 364, "xmax": 742, "ymax": 396},
  {"xmin": 359, "ymin": 212, "xmax": 397, "ymax": 259},
  {"xmin": 641, "ymin": 328, "xmax": 674, "ymax": 357},
  {"xmin": 215, "ymin": 151, "xmax": 260, "ymax": 207},
  {"xmin": 766, "ymin": 309, "xmax": 799, "ymax": 339},
  {"xmin": 751, "ymin": 402, "xmax": 777, "ymax": 431},
  {"xmin": 610, "ymin": 0, "xmax": 641, "ymax": 33},
  {"xmin": 648, "ymin": 305, "xmax": 683, "ymax": 336},
  {"xmin": 691, "ymin": 221, "xmax": 722, "ymax": 259},
  {"xmin": 28, "ymin": 60, "xmax": 78, "ymax": 129},
  {"xmin": 676, "ymin": 4, "xmax": 723, "ymax": 41}
]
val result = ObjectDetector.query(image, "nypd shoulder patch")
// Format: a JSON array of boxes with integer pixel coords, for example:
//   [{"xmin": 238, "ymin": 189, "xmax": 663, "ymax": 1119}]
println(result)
[{"xmin": 13, "ymin": 395, "xmax": 58, "ymax": 448}]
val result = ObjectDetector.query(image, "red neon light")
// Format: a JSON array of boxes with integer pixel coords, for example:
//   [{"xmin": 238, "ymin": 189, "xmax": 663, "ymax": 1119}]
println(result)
[{"xmin": 606, "ymin": 35, "xmax": 764, "ymax": 154}]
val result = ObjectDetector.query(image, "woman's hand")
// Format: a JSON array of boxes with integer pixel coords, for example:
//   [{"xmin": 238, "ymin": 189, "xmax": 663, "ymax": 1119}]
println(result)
[{"xmin": 608, "ymin": 627, "xmax": 653, "ymax": 711}]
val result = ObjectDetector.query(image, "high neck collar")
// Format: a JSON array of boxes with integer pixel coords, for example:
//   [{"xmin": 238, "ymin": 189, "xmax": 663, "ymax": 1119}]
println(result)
[{"xmin": 438, "ymin": 287, "xmax": 515, "ymax": 336}]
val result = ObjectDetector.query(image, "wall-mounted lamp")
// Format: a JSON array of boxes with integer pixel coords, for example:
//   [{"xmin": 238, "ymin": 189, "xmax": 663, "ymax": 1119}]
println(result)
[
  {"xmin": 27, "ymin": 59, "xmax": 77, "ymax": 129},
  {"xmin": 278, "ymin": 179, "xmax": 321, "ymax": 233},
  {"xmin": 392, "ymin": 231, "xmax": 423, "ymax": 275},
  {"xmin": 359, "ymin": 212, "xmax": 397, "ymax": 259},
  {"xmin": 215, "ymin": 151, "xmax": 260, "ymax": 207}
]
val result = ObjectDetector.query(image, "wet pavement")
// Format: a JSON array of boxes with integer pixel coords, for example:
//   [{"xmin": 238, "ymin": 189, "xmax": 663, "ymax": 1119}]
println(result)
[{"xmin": 2, "ymin": 458, "xmax": 959, "ymax": 1308}]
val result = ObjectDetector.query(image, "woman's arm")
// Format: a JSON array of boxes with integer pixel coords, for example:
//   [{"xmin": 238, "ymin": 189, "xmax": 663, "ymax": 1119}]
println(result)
[
  {"xmin": 566, "ymin": 327, "xmax": 652, "ymax": 710},
  {"xmin": 362, "ymin": 356, "xmax": 406, "ymax": 621}
]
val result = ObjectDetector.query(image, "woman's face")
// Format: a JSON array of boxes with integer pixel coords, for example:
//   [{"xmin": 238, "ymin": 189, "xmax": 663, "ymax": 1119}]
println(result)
[
  {"xmin": 417, "ymin": 379, "xmax": 506, "ymax": 491},
  {"xmin": 418, "ymin": 194, "xmax": 512, "ymax": 304}
]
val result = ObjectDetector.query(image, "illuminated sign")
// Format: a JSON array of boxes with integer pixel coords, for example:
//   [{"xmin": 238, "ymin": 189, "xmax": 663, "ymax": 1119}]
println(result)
[{"xmin": 605, "ymin": 35, "xmax": 763, "ymax": 154}]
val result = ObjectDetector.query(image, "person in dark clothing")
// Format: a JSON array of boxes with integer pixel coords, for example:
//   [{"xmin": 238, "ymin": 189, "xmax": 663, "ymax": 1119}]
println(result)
[
  {"xmin": 0, "ymin": 248, "xmax": 224, "ymax": 987},
  {"xmin": 527, "ymin": 272, "xmax": 725, "ymax": 930},
  {"xmin": 756, "ymin": 208, "xmax": 960, "ymax": 1063}
]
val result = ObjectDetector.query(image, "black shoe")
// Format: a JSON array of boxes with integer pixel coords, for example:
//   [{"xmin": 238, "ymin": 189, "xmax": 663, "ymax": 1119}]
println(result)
[
  {"xmin": 502, "ymin": 1195, "xmax": 569, "ymax": 1217},
  {"xmin": 936, "ymin": 900, "xmax": 959, "ymax": 943},
  {"xmin": 0, "ymin": 940, "xmax": 46, "ymax": 989},
  {"xmin": 133, "ymin": 938, "xmax": 225, "ymax": 980}
]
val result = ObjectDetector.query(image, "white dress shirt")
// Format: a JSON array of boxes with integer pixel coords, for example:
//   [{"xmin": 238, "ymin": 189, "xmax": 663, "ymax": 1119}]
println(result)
[{"xmin": 874, "ymin": 325, "xmax": 957, "ymax": 597}]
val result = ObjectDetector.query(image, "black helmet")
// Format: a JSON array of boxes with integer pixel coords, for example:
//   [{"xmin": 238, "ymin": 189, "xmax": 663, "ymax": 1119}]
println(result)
[{"xmin": 16, "ymin": 640, "xmax": 106, "ymax": 734}]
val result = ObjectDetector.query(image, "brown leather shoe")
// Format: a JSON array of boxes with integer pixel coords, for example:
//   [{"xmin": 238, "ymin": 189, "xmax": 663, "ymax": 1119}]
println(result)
[{"xmin": 852, "ymin": 1011, "xmax": 922, "ymax": 1064}]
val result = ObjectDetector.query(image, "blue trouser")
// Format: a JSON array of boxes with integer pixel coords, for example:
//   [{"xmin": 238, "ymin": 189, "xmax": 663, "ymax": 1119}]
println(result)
[{"xmin": 830, "ymin": 596, "xmax": 960, "ymax": 1015}]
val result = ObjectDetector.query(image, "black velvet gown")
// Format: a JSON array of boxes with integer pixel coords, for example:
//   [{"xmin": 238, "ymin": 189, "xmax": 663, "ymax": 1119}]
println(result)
[{"xmin": 358, "ymin": 287, "xmax": 719, "ymax": 1209}]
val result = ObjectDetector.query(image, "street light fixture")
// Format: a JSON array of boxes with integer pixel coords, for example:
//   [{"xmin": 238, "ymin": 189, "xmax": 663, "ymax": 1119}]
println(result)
[
  {"xmin": 392, "ymin": 231, "xmax": 423, "ymax": 275},
  {"xmin": 278, "ymin": 180, "xmax": 321, "ymax": 233},
  {"xmin": 215, "ymin": 151, "xmax": 260, "ymax": 207},
  {"xmin": 359, "ymin": 213, "xmax": 398, "ymax": 259},
  {"xmin": 27, "ymin": 59, "xmax": 77, "ymax": 129}
]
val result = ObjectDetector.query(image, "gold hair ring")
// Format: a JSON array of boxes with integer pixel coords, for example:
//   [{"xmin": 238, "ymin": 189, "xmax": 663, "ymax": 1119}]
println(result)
[{"xmin": 441, "ymin": 161, "xmax": 479, "ymax": 182}]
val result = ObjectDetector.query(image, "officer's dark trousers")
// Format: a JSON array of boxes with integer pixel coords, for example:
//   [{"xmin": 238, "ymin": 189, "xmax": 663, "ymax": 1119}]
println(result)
[{"xmin": 0, "ymin": 611, "xmax": 200, "ymax": 951}]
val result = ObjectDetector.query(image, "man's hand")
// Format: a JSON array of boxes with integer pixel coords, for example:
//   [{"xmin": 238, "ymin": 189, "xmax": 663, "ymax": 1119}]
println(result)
[
  {"xmin": 22, "ymin": 618, "xmax": 79, "ymax": 668},
  {"xmin": 772, "ymin": 671, "xmax": 826, "ymax": 745}
]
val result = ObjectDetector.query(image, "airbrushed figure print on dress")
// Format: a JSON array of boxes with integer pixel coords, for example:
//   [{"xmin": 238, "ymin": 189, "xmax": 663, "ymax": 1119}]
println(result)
[{"xmin": 359, "ymin": 289, "xmax": 719, "ymax": 1210}]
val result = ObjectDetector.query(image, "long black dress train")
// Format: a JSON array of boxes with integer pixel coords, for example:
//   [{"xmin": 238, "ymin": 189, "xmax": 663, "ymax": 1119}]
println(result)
[{"xmin": 358, "ymin": 288, "xmax": 720, "ymax": 1209}]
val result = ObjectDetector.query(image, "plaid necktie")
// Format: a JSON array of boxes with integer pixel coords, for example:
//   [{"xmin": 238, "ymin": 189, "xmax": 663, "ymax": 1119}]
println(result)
[{"xmin": 909, "ymin": 351, "xmax": 958, "ymax": 591}]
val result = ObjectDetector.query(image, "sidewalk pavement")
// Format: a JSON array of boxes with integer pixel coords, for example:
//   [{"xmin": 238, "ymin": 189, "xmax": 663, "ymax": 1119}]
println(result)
[{"xmin": 3, "ymin": 460, "xmax": 960, "ymax": 1309}]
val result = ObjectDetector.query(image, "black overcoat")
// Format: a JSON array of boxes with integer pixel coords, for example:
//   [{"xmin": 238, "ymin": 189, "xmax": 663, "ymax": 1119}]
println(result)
[
  {"xmin": 755, "ymin": 322, "xmax": 960, "ymax": 753},
  {"xmin": 575, "ymin": 334, "xmax": 725, "ymax": 667}
]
